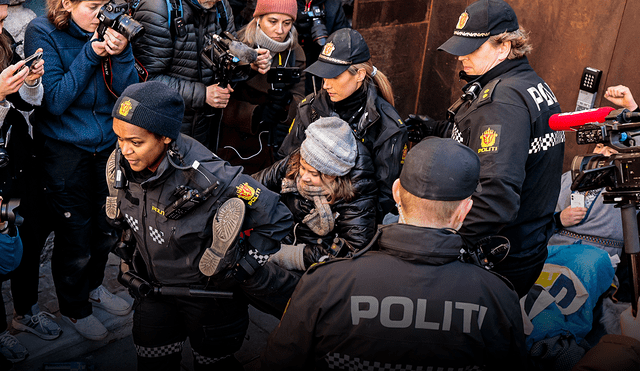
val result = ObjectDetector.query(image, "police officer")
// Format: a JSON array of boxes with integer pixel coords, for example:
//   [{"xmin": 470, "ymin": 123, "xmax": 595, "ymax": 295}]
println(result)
[
  {"xmin": 260, "ymin": 137, "xmax": 527, "ymax": 370},
  {"xmin": 109, "ymin": 81, "xmax": 292, "ymax": 370},
  {"xmin": 433, "ymin": 0, "xmax": 565, "ymax": 297}
]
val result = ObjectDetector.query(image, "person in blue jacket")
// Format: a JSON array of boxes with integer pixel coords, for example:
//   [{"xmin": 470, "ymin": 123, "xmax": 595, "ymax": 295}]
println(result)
[{"xmin": 23, "ymin": 0, "xmax": 139, "ymax": 341}]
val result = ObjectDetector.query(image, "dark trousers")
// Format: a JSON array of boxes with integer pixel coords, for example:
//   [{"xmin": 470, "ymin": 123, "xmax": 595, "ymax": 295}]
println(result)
[
  {"xmin": 493, "ymin": 245, "xmax": 548, "ymax": 298},
  {"xmin": 132, "ymin": 294, "xmax": 248, "ymax": 371},
  {"xmin": 39, "ymin": 137, "xmax": 116, "ymax": 319}
]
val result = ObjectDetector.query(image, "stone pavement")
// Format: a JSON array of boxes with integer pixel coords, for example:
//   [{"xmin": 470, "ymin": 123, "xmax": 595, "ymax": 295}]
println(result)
[{"xmin": 2, "ymin": 240, "xmax": 279, "ymax": 371}]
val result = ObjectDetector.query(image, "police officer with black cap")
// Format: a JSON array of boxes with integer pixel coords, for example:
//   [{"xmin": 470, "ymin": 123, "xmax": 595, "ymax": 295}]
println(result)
[
  {"xmin": 419, "ymin": 0, "xmax": 565, "ymax": 297},
  {"xmin": 260, "ymin": 137, "xmax": 527, "ymax": 370}
]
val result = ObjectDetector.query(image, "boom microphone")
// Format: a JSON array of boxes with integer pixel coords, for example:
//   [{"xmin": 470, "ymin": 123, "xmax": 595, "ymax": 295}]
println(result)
[
  {"xmin": 549, "ymin": 106, "xmax": 615, "ymax": 131},
  {"xmin": 228, "ymin": 41, "xmax": 258, "ymax": 64}
]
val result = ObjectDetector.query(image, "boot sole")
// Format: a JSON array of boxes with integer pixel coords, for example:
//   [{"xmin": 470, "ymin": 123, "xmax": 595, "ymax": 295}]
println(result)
[{"xmin": 199, "ymin": 198, "xmax": 246, "ymax": 276}]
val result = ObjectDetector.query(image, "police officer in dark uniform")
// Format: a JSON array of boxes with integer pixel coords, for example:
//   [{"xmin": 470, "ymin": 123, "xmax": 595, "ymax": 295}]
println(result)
[
  {"xmin": 431, "ymin": 0, "xmax": 565, "ymax": 297},
  {"xmin": 260, "ymin": 137, "xmax": 527, "ymax": 370},
  {"xmin": 108, "ymin": 81, "xmax": 293, "ymax": 370}
]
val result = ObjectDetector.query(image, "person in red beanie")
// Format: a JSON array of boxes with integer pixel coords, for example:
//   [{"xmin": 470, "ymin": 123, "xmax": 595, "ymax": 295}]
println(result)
[{"xmin": 216, "ymin": 0, "xmax": 307, "ymax": 173}]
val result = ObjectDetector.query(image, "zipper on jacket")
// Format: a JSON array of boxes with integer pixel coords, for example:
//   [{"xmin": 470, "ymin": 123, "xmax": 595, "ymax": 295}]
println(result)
[{"xmin": 139, "ymin": 187, "xmax": 158, "ymax": 282}]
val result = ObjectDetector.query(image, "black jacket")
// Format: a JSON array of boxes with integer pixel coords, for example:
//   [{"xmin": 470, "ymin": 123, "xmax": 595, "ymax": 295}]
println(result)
[
  {"xmin": 116, "ymin": 134, "xmax": 292, "ymax": 286},
  {"xmin": 260, "ymin": 223, "xmax": 527, "ymax": 370},
  {"xmin": 253, "ymin": 142, "xmax": 377, "ymax": 259},
  {"xmin": 132, "ymin": 0, "xmax": 236, "ymax": 145},
  {"xmin": 278, "ymin": 86, "xmax": 407, "ymax": 220},
  {"xmin": 451, "ymin": 57, "xmax": 564, "ymax": 258}
]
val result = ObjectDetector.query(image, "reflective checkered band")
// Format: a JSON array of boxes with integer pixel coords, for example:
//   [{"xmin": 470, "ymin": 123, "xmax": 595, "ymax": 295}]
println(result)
[
  {"xmin": 451, "ymin": 125, "xmax": 463, "ymax": 143},
  {"xmin": 529, "ymin": 131, "xmax": 565, "ymax": 154},
  {"xmin": 149, "ymin": 226, "xmax": 165, "ymax": 245},
  {"xmin": 124, "ymin": 213, "xmax": 139, "ymax": 232},
  {"xmin": 248, "ymin": 249, "xmax": 270, "ymax": 266},
  {"xmin": 324, "ymin": 353, "xmax": 484, "ymax": 371},
  {"xmin": 192, "ymin": 350, "xmax": 230, "ymax": 365},
  {"xmin": 135, "ymin": 341, "xmax": 183, "ymax": 358}
]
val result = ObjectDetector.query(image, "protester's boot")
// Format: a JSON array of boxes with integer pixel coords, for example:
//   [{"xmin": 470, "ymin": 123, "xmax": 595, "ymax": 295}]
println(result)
[{"xmin": 199, "ymin": 197, "xmax": 246, "ymax": 276}]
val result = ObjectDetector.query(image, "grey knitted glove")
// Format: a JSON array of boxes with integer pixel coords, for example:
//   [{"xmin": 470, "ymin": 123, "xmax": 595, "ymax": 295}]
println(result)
[{"xmin": 269, "ymin": 243, "xmax": 306, "ymax": 271}]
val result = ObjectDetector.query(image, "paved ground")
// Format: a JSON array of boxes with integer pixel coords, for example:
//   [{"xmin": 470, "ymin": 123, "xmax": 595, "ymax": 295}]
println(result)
[{"xmin": 2, "ymin": 250, "xmax": 279, "ymax": 371}]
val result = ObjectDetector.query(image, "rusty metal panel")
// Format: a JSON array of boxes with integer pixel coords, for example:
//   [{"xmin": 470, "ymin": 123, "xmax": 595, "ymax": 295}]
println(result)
[{"xmin": 353, "ymin": 0, "xmax": 432, "ymax": 119}]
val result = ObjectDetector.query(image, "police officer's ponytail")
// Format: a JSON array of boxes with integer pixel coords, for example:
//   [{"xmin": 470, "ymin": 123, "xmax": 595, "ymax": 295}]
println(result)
[{"xmin": 348, "ymin": 61, "xmax": 395, "ymax": 107}]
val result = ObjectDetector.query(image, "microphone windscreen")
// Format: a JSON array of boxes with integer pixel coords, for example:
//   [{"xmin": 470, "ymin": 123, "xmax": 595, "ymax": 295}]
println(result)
[
  {"xmin": 229, "ymin": 41, "xmax": 258, "ymax": 64},
  {"xmin": 549, "ymin": 106, "xmax": 615, "ymax": 131}
]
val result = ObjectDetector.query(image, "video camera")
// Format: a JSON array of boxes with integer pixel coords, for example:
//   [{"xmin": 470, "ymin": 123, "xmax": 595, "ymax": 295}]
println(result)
[
  {"xmin": 96, "ymin": 0, "xmax": 144, "ymax": 42},
  {"xmin": 267, "ymin": 66, "xmax": 301, "ymax": 92},
  {"xmin": 0, "ymin": 196, "xmax": 22, "ymax": 227},
  {"xmin": 297, "ymin": 6, "xmax": 328, "ymax": 46},
  {"xmin": 570, "ymin": 108, "xmax": 640, "ymax": 199},
  {"xmin": 201, "ymin": 31, "xmax": 256, "ymax": 88}
]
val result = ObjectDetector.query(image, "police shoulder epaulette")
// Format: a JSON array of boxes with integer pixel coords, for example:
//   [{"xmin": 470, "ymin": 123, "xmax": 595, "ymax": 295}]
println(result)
[{"xmin": 476, "ymin": 78, "xmax": 501, "ymax": 106}]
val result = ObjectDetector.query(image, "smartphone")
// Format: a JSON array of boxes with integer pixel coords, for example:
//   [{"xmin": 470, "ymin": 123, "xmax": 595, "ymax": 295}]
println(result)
[
  {"xmin": 14, "ymin": 50, "xmax": 43, "ymax": 75},
  {"xmin": 570, "ymin": 193, "xmax": 585, "ymax": 208}
]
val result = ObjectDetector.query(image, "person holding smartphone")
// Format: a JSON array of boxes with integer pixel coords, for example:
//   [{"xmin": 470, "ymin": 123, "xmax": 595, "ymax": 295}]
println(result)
[{"xmin": 23, "ymin": 0, "xmax": 139, "ymax": 341}]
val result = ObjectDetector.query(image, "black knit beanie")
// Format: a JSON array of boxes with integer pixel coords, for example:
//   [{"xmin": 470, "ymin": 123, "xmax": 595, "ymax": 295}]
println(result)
[{"xmin": 112, "ymin": 81, "xmax": 184, "ymax": 140}]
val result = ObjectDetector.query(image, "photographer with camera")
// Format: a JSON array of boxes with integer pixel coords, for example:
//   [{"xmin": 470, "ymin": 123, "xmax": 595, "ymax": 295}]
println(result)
[
  {"xmin": 294, "ymin": 0, "xmax": 349, "ymax": 95},
  {"xmin": 22, "ymin": 0, "xmax": 139, "ymax": 341},
  {"xmin": 108, "ymin": 81, "xmax": 293, "ymax": 371},
  {"xmin": 216, "ymin": 0, "xmax": 306, "ymax": 173},
  {"xmin": 279, "ymin": 28, "xmax": 408, "ymax": 222},
  {"xmin": 260, "ymin": 138, "xmax": 527, "ymax": 370},
  {"xmin": 420, "ymin": 0, "xmax": 565, "ymax": 298},
  {"xmin": 131, "ymin": 0, "xmax": 271, "ymax": 149}
]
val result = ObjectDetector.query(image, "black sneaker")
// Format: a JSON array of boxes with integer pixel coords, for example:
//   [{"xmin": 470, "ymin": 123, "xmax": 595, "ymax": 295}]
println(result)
[{"xmin": 199, "ymin": 198, "xmax": 246, "ymax": 277}]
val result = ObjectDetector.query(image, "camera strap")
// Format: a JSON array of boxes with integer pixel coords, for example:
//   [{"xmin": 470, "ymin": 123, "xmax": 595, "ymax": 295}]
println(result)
[{"xmin": 101, "ymin": 57, "xmax": 118, "ymax": 99}]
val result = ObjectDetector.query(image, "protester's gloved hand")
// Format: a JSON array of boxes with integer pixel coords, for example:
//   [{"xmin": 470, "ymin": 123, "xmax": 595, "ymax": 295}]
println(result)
[
  {"xmin": 269, "ymin": 243, "xmax": 306, "ymax": 271},
  {"xmin": 621, "ymin": 298, "xmax": 640, "ymax": 341}
]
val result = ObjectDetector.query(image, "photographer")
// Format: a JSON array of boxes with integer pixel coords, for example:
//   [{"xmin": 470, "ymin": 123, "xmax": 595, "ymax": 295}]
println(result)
[
  {"xmin": 431, "ymin": 0, "xmax": 565, "ymax": 297},
  {"xmin": 217, "ymin": 0, "xmax": 306, "ymax": 173},
  {"xmin": 131, "ymin": 0, "xmax": 271, "ymax": 149},
  {"xmin": 294, "ymin": 0, "xmax": 349, "ymax": 95},
  {"xmin": 23, "ymin": 0, "xmax": 139, "ymax": 341}
]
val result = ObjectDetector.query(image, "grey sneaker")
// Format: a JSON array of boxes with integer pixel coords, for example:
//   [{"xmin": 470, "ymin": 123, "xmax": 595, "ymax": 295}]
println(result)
[
  {"xmin": 12, "ymin": 303, "xmax": 62, "ymax": 340},
  {"xmin": 199, "ymin": 198, "xmax": 246, "ymax": 277},
  {"xmin": 89, "ymin": 285, "xmax": 132, "ymax": 316},
  {"xmin": 0, "ymin": 330, "xmax": 28, "ymax": 363},
  {"xmin": 62, "ymin": 314, "xmax": 108, "ymax": 341}
]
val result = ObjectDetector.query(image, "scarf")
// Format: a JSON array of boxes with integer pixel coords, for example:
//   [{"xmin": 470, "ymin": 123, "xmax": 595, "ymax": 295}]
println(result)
[
  {"xmin": 255, "ymin": 24, "xmax": 293, "ymax": 54},
  {"xmin": 281, "ymin": 177, "xmax": 337, "ymax": 236}
]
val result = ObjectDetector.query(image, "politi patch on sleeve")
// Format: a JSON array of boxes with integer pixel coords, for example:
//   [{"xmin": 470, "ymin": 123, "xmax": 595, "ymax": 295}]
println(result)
[
  {"xmin": 236, "ymin": 182, "xmax": 261, "ymax": 205},
  {"xmin": 477, "ymin": 125, "xmax": 501, "ymax": 154}
]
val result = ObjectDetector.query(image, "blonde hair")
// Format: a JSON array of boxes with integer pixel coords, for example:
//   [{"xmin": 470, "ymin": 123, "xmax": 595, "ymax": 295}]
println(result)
[
  {"xmin": 490, "ymin": 26, "xmax": 532, "ymax": 59},
  {"xmin": 0, "ymin": 32, "xmax": 12, "ymax": 71},
  {"xmin": 347, "ymin": 60, "xmax": 395, "ymax": 106},
  {"xmin": 48, "ymin": 0, "xmax": 77, "ymax": 30},
  {"xmin": 237, "ymin": 16, "xmax": 300, "ymax": 49},
  {"xmin": 286, "ymin": 150, "xmax": 356, "ymax": 203}
]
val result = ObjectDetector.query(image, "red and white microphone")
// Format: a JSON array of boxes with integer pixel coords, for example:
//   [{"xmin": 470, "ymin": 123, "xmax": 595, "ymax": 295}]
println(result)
[{"xmin": 549, "ymin": 107, "xmax": 615, "ymax": 131}]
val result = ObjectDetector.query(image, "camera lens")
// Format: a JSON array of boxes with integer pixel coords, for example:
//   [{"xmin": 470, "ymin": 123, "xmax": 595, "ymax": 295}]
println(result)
[
  {"xmin": 0, "ymin": 198, "xmax": 22, "ymax": 226},
  {"xmin": 117, "ymin": 15, "xmax": 145, "ymax": 42},
  {"xmin": 311, "ymin": 20, "xmax": 328, "ymax": 46}
]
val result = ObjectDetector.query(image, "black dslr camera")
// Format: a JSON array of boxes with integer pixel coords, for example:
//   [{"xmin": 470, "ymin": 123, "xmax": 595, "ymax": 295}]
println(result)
[
  {"xmin": 201, "ymin": 31, "xmax": 255, "ymax": 88},
  {"xmin": 570, "ymin": 108, "xmax": 640, "ymax": 197},
  {"xmin": 298, "ymin": 6, "xmax": 328, "ymax": 46},
  {"xmin": 97, "ymin": 0, "xmax": 144, "ymax": 42}
]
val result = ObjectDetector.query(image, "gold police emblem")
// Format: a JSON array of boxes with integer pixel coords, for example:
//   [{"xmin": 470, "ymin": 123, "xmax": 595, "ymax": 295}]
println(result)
[
  {"xmin": 456, "ymin": 11, "xmax": 469, "ymax": 29},
  {"xmin": 119, "ymin": 99, "xmax": 133, "ymax": 117},
  {"xmin": 322, "ymin": 42, "xmax": 336, "ymax": 57}
]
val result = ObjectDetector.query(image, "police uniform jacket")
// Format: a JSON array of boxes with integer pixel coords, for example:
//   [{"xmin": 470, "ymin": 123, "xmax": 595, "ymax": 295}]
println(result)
[
  {"xmin": 451, "ymin": 57, "xmax": 564, "ymax": 258},
  {"xmin": 278, "ymin": 86, "xmax": 407, "ymax": 220},
  {"xmin": 253, "ymin": 142, "xmax": 377, "ymax": 256},
  {"xmin": 116, "ymin": 134, "xmax": 293, "ymax": 286},
  {"xmin": 132, "ymin": 0, "xmax": 236, "ymax": 145},
  {"xmin": 260, "ymin": 223, "xmax": 527, "ymax": 370}
]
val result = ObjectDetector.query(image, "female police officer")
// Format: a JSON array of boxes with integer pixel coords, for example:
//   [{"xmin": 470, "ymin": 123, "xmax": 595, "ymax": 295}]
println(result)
[{"xmin": 435, "ymin": 0, "xmax": 565, "ymax": 297}]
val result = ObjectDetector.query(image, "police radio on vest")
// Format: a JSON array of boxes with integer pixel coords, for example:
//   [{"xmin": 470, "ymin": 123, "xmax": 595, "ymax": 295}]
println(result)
[{"xmin": 549, "ymin": 106, "xmax": 615, "ymax": 131}]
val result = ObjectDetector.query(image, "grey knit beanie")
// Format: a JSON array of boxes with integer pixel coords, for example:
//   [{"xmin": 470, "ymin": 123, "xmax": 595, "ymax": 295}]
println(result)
[
  {"xmin": 112, "ymin": 81, "xmax": 184, "ymax": 140},
  {"xmin": 300, "ymin": 117, "xmax": 357, "ymax": 177}
]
